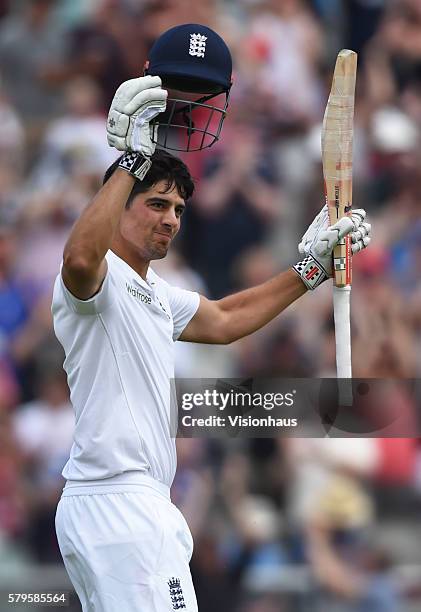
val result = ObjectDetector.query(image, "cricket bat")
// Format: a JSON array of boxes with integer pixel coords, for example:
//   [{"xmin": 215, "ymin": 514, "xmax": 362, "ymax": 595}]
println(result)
[{"xmin": 322, "ymin": 49, "xmax": 357, "ymax": 406}]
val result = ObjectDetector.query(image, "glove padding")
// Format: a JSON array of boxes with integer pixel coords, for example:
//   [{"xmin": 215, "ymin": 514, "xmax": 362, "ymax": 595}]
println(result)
[
  {"xmin": 293, "ymin": 205, "xmax": 371, "ymax": 290},
  {"xmin": 107, "ymin": 76, "xmax": 167, "ymax": 157}
]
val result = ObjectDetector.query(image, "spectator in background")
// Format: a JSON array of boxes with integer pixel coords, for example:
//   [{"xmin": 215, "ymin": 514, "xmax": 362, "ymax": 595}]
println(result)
[
  {"xmin": 11, "ymin": 76, "xmax": 118, "ymax": 299},
  {"xmin": 0, "ymin": 356, "xmax": 19, "ymax": 410},
  {"xmin": 138, "ymin": 0, "xmax": 221, "ymax": 54},
  {"xmin": 13, "ymin": 364, "xmax": 73, "ymax": 562},
  {"xmin": 0, "ymin": 85, "xmax": 25, "ymax": 164},
  {"xmin": 47, "ymin": 0, "xmax": 136, "ymax": 109},
  {"xmin": 352, "ymin": 248, "xmax": 417, "ymax": 378},
  {"xmin": 367, "ymin": 105, "xmax": 419, "ymax": 211},
  {"xmin": 306, "ymin": 519, "xmax": 402, "ymax": 611},
  {"xmin": 0, "ymin": 0, "xmax": 66, "ymax": 153},
  {"xmin": 345, "ymin": 0, "xmax": 385, "ymax": 63},
  {"xmin": 244, "ymin": 0, "xmax": 323, "ymax": 127},
  {"xmin": 182, "ymin": 125, "xmax": 281, "ymax": 298},
  {"xmin": 224, "ymin": 494, "xmax": 286, "ymax": 574},
  {"xmin": 0, "ymin": 219, "xmax": 38, "ymax": 401},
  {"xmin": 376, "ymin": 0, "xmax": 421, "ymax": 93},
  {"xmin": 391, "ymin": 218, "xmax": 421, "ymax": 297},
  {"xmin": 234, "ymin": 1, "xmax": 324, "ymax": 265},
  {"xmin": 54, "ymin": 0, "xmax": 99, "ymax": 29},
  {"xmin": 0, "ymin": 221, "xmax": 33, "ymax": 353},
  {"xmin": 283, "ymin": 437, "xmax": 379, "ymax": 561},
  {"xmin": 9, "ymin": 293, "xmax": 62, "ymax": 402},
  {"xmin": 32, "ymin": 75, "xmax": 118, "ymax": 189},
  {"xmin": 0, "ymin": 86, "xmax": 25, "ymax": 223},
  {"xmin": 172, "ymin": 438, "xmax": 213, "ymax": 539},
  {"xmin": 0, "ymin": 411, "xmax": 26, "ymax": 541},
  {"xmin": 0, "ymin": 0, "xmax": 9, "ymax": 22},
  {"xmin": 14, "ymin": 196, "xmax": 78, "ymax": 299}
]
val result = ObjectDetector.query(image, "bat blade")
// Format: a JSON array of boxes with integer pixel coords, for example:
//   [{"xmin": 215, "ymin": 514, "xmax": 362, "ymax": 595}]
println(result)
[{"xmin": 322, "ymin": 49, "xmax": 357, "ymax": 288}]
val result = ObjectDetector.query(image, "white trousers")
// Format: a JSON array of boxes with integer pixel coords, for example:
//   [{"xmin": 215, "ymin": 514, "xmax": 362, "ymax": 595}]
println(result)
[{"xmin": 55, "ymin": 482, "xmax": 198, "ymax": 612}]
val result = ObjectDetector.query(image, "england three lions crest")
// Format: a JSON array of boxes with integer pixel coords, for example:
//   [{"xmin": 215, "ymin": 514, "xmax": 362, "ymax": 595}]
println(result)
[
  {"xmin": 168, "ymin": 577, "xmax": 186, "ymax": 610},
  {"xmin": 189, "ymin": 33, "xmax": 207, "ymax": 58}
]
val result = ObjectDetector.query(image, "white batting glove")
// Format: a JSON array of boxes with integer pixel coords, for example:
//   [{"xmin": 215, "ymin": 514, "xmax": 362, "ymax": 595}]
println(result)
[
  {"xmin": 293, "ymin": 205, "xmax": 371, "ymax": 290},
  {"xmin": 107, "ymin": 76, "xmax": 167, "ymax": 157}
]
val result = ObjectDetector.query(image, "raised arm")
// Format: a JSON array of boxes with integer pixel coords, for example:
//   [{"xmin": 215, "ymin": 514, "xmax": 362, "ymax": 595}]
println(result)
[
  {"xmin": 62, "ymin": 76, "xmax": 167, "ymax": 300},
  {"xmin": 62, "ymin": 170, "xmax": 135, "ymax": 300},
  {"xmin": 181, "ymin": 205, "xmax": 371, "ymax": 344},
  {"xmin": 180, "ymin": 269, "xmax": 306, "ymax": 344}
]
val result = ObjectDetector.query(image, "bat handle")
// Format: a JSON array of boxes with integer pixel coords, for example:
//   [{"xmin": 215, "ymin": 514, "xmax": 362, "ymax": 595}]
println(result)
[{"xmin": 333, "ymin": 285, "xmax": 353, "ymax": 406}]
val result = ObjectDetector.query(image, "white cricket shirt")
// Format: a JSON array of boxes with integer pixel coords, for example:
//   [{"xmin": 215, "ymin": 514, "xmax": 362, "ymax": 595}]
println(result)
[{"xmin": 51, "ymin": 250, "xmax": 200, "ymax": 487}]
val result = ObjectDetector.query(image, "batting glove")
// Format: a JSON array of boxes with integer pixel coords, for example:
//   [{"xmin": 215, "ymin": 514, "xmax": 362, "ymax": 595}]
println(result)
[
  {"xmin": 107, "ymin": 76, "xmax": 167, "ymax": 157},
  {"xmin": 293, "ymin": 205, "xmax": 371, "ymax": 290}
]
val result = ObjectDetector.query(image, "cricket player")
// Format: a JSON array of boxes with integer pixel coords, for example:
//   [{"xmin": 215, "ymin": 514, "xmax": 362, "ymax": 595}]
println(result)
[{"xmin": 52, "ymin": 24, "xmax": 371, "ymax": 612}]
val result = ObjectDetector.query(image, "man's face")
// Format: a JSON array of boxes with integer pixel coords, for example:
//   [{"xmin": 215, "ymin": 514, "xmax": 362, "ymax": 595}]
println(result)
[{"xmin": 119, "ymin": 180, "xmax": 186, "ymax": 261}]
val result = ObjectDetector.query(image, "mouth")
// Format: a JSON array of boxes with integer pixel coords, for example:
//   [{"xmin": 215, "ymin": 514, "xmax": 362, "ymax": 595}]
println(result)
[{"xmin": 154, "ymin": 231, "xmax": 172, "ymax": 242}]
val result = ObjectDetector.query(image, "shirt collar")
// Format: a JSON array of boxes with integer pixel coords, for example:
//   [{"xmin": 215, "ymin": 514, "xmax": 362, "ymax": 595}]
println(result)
[{"xmin": 108, "ymin": 250, "xmax": 154, "ymax": 292}]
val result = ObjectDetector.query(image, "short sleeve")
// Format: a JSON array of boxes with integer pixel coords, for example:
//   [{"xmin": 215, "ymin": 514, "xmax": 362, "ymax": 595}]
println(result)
[
  {"xmin": 53, "ymin": 262, "xmax": 114, "ymax": 316},
  {"xmin": 166, "ymin": 285, "xmax": 200, "ymax": 341}
]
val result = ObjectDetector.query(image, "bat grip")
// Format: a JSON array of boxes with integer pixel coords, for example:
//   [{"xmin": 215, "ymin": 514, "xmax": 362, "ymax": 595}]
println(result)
[{"xmin": 333, "ymin": 285, "xmax": 353, "ymax": 406}]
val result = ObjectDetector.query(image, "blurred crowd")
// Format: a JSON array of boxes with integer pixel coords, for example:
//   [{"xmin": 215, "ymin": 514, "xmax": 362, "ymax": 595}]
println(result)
[{"xmin": 0, "ymin": 0, "xmax": 421, "ymax": 610}]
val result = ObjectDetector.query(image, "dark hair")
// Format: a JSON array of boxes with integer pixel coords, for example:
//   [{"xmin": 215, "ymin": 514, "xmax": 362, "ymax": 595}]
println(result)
[{"xmin": 103, "ymin": 149, "xmax": 195, "ymax": 208}]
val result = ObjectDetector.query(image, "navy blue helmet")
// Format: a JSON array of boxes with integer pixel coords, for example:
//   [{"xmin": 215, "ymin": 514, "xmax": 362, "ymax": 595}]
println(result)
[{"xmin": 144, "ymin": 24, "xmax": 232, "ymax": 152}]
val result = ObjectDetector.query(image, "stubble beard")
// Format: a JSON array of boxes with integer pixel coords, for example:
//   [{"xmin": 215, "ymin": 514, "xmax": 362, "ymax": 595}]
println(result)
[{"xmin": 143, "ymin": 237, "xmax": 170, "ymax": 261}]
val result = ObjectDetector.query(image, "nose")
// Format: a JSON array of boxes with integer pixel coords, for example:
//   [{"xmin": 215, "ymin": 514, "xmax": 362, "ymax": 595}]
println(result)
[{"xmin": 161, "ymin": 207, "xmax": 179, "ymax": 232}]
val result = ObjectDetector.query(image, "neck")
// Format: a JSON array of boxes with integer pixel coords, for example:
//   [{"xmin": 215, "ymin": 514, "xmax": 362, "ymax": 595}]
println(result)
[{"xmin": 111, "ymin": 239, "xmax": 150, "ymax": 280}]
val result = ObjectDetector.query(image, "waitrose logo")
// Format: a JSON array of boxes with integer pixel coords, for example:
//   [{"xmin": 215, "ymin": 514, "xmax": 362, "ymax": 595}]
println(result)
[{"xmin": 126, "ymin": 283, "xmax": 152, "ymax": 304}]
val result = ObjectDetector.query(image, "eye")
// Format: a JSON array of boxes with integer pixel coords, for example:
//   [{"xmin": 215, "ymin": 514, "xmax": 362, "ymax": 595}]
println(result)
[{"xmin": 176, "ymin": 207, "xmax": 185, "ymax": 218}]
